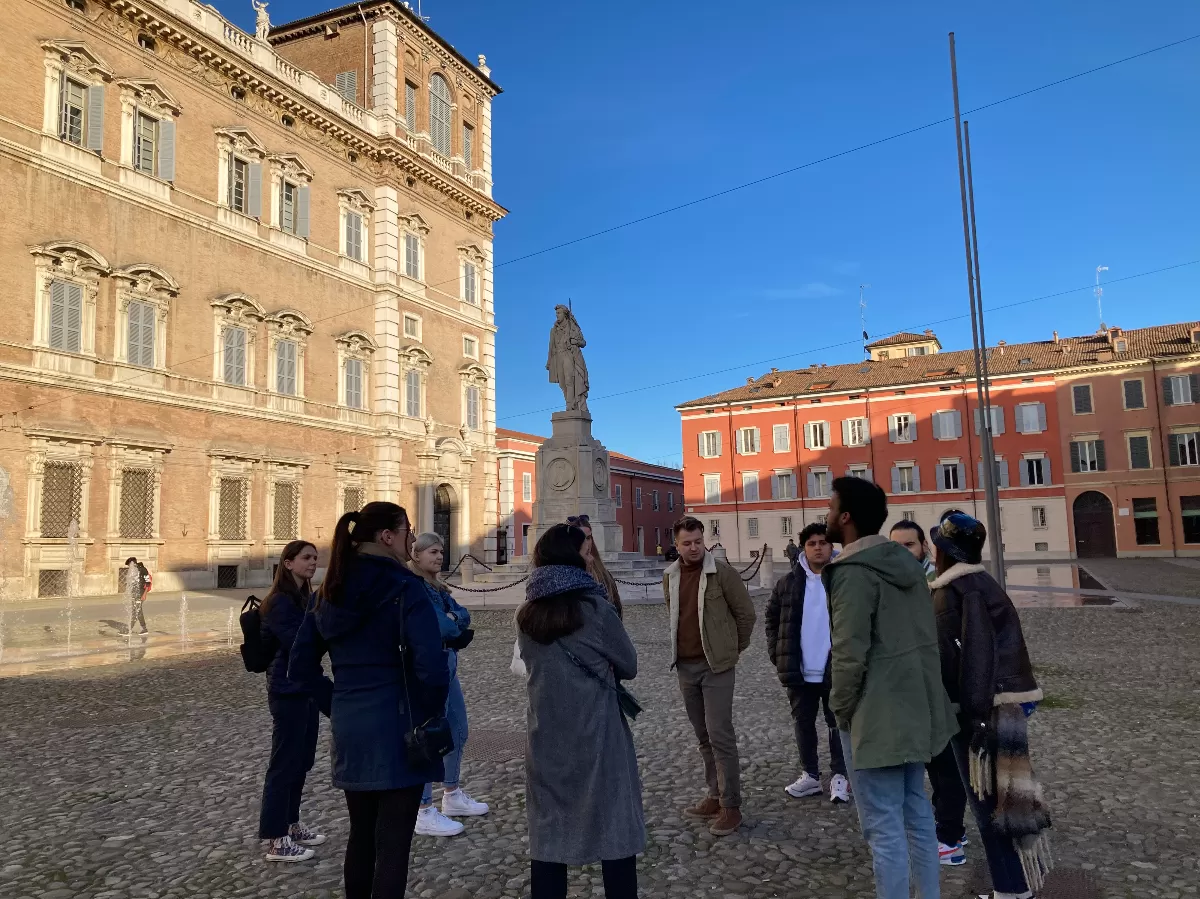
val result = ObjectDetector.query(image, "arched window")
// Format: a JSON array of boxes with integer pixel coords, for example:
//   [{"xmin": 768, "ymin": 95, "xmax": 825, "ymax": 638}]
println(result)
[{"xmin": 428, "ymin": 74, "xmax": 452, "ymax": 157}]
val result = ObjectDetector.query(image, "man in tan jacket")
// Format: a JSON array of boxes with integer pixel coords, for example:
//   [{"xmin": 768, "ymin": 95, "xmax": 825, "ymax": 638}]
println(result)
[{"xmin": 662, "ymin": 516, "xmax": 756, "ymax": 836}]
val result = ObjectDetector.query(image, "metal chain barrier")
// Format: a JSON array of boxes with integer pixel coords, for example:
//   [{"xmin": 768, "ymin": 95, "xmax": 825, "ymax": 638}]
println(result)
[
  {"xmin": 447, "ymin": 574, "xmax": 529, "ymax": 594},
  {"xmin": 738, "ymin": 544, "xmax": 769, "ymax": 581},
  {"xmin": 445, "ymin": 553, "xmax": 494, "ymax": 577}
]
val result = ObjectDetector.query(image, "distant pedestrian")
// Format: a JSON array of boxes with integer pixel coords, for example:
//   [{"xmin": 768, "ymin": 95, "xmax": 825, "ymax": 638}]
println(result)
[
  {"xmin": 823, "ymin": 478, "xmax": 955, "ymax": 899},
  {"xmin": 408, "ymin": 532, "xmax": 489, "ymax": 836},
  {"xmin": 289, "ymin": 503, "xmax": 450, "ymax": 899},
  {"xmin": 663, "ymin": 516, "xmax": 756, "ymax": 837},
  {"xmin": 890, "ymin": 520, "xmax": 967, "ymax": 867},
  {"xmin": 125, "ymin": 557, "xmax": 148, "ymax": 635},
  {"xmin": 783, "ymin": 538, "xmax": 799, "ymax": 565},
  {"xmin": 518, "ymin": 523, "xmax": 644, "ymax": 899},
  {"xmin": 258, "ymin": 540, "xmax": 331, "ymax": 863},
  {"xmin": 930, "ymin": 513, "xmax": 1053, "ymax": 899},
  {"xmin": 765, "ymin": 522, "xmax": 849, "ymax": 804}
]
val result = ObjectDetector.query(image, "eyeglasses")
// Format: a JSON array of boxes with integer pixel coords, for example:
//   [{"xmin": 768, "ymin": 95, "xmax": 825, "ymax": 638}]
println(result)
[{"xmin": 566, "ymin": 515, "xmax": 591, "ymax": 526}]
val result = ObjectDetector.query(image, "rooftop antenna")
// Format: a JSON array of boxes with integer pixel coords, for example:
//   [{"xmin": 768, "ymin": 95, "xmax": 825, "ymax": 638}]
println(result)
[
  {"xmin": 1095, "ymin": 265, "xmax": 1109, "ymax": 329},
  {"xmin": 859, "ymin": 284, "xmax": 871, "ymax": 356}
]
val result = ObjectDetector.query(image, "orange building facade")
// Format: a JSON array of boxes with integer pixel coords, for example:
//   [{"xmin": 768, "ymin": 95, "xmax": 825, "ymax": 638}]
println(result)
[
  {"xmin": 678, "ymin": 323, "xmax": 1200, "ymax": 562},
  {"xmin": 495, "ymin": 429, "xmax": 682, "ymax": 560}
]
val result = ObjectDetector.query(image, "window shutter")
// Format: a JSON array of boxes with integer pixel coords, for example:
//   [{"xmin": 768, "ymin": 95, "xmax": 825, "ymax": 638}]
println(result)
[
  {"xmin": 807, "ymin": 471, "xmax": 817, "ymax": 497},
  {"xmin": 977, "ymin": 461, "xmax": 984, "ymax": 484},
  {"xmin": 1124, "ymin": 381, "xmax": 1141, "ymax": 409},
  {"xmin": 1019, "ymin": 458, "xmax": 1029, "ymax": 486},
  {"xmin": 952, "ymin": 409, "xmax": 962, "ymax": 438},
  {"xmin": 335, "ymin": 71, "xmax": 358, "ymax": 102},
  {"xmin": 1074, "ymin": 384, "xmax": 1093, "ymax": 413},
  {"xmin": 1014, "ymin": 406, "xmax": 1027, "ymax": 434},
  {"xmin": 997, "ymin": 460, "xmax": 1009, "ymax": 488},
  {"xmin": 735, "ymin": 429, "xmax": 744, "ymax": 454},
  {"xmin": 752, "ymin": 428, "xmax": 760, "ymax": 452},
  {"xmin": 888, "ymin": 416, "xmax": 898, "ymax": 443},
  {"xmin": 912, "ymin": 465, "xmax": 921, "ymax": 493},
  {"xmin": 1130, "ymin": 436, "xmax": 1150, "ymax": 470},
  {"xmin": 224, "ymin": 328, "xmax": 246, "ymax": 385},
  {"xmin": 931, "ymin": 412, "xmax": 943, "ymax": 439},
  {"xmin": 936, "ymin": 465, "xmax": 946, "ymax": 491},
  {"xmin": 770, "ymin": 473, "xmax": 779, "ymax": 499},
  {"xmin": 276, "ymin": 342, "xmax": 288, "ymax": 392},
  {"xmin": 957, "ymin": 462, "xmax": 966, "ymax": 490},
  {"xmin": 404, "ymin": 82, "xmax": 416, "ymax": 130},
  {"xmin": 157, "ymin": 119, "xmax": 175, "ymax": 181},
  {"xmin": 85, "ymin": 85, "xmax": 105, "ymax": 152},
  {"xmin": 1043, "ymin": 457, "xmax": 1051, "ymax": 484},
  {"xmin": 841, "ymin": 419, "xmax": 851, "ymax": 446},
  {"xmin": 1037, "ymin": 403, "xmax": 1047, "ymax": 432},
  {"xmin": 49, "ymin": 280, "xmax": 69, "ymax": 349},
  {"xmin": 697, "ymin": 433, "xmax": 705, "ymax": 457},
  {"xmin": 247, "ymin": 163, "xmax": 263, "ymax": 218},
  {"xmin": 863, "ymin": 468, "xmax": 873, "ymax": 483},
  {"xmin": 803, "ymin": 423, "xmax": 812, "ymax": 450},
  {"xmin": 1169, "ymin": 435, "xmax": 1180, "ymax": 467},
  {"xmin": 890, "ymin": 466, "xmax": 900, "ymax": 494},
  {"xmin": 714, "ymin": 432, "xmax": 722, "ymax": 457},
  {"xmin": 295, "ymin": 186, "xmax": 310, "ymax": 239},
  {"xmin": 991, "ymin": 407, "xmax": 1005, "ymax": 436},
  {"xmin": 128, "ymin": 302, "xmax": 150, "ymax": 367},
  {"xmin": 1095, "ymin": 440, "xmax": 1107, "ymax": 471},
  {"xmin": 1190, "ymin": 374, "xmax": 1200, "ymax": 403},
  {"xmin": 1069, "ymin": 442, "xmax": 1081, "ymax": 473},
  {"xmin": 973, "ymin": 408, "xmax": 981, "ymax": 435},
  {"xmin": 63, "ymin": 282, "xmax": 83, "ymax": 352},
  {"xmin": 1162, "ymin": 377, "xmax": 1174, "ymax": 406}
]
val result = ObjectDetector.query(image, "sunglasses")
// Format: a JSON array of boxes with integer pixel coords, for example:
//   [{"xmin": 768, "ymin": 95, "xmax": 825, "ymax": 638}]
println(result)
[{"xmin": 566, "ymin": 515, "xmax": 591, "ymax": 527}]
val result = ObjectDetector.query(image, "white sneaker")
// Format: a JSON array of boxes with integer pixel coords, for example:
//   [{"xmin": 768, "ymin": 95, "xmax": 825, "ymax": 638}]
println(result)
[
  {"xmin": 784, "ymin": 772, "xmax": 822, "ymax": 798},
  {"xmin": 441, "ymin": 788, "xmax": 489, "ymax": 817},
  {"xmin": 414, "ymin": 805, "xmax": 464, "ymax": 837},
  {"xmin": 829, "ymin": 774, "xmax": 851, "ymax": 803},
  {"xmin": 264, "ymin": 835, "xmax": 315, "ymax": 862}
]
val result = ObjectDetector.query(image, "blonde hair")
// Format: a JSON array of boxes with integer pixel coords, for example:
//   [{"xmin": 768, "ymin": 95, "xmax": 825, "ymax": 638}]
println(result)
[{"xmin": 409, "ymin": 532, "xmax": 450, "ymax": 594}]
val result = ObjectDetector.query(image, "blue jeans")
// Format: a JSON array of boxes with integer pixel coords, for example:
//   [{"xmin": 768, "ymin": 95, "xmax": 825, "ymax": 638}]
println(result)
[
  {"xmin": 422, "ymin": 672, "xmax": 468, "ymax": 805},
  {"xmin": 839, "ymin": 730, "xmax": 941, "ymax": 899},
  {"xmin": 949, "ymin": 730, "xmax": 1029, "ymax": 894},
  {"xmin": 258, "ymin": 694, "xmax": 319, "ymax": 839}
]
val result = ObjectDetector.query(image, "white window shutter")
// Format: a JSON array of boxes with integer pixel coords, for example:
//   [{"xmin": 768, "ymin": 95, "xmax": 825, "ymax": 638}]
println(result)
[
  {"xmin": 752, "ymin": 428, "xmax": 760, "ymax": 452},
  {"xmin": 992, "ymin": 407, "xmax": 1005, "ymax": 436},
  {"xmin": 247, "ymin": 163, "xmax": 263, "ymax": 218},
  {"xmin": 61, "ymin": 282, "xmax": 83, "ymax": 352},
  {"xmin": 85, "ymin": 85, "xmax": 105, "ymax": 152},
  {"xmin": 295, "ymin": 186, "xmax": 310, "ymax": 239},
  {"xmin": 734, "ymin": 429, "xmax": 743, "ymax": 454},
  {"xmin": 697, "ymin": 432, "xmax": 705, "ymax": 457},
  {"xmin": 888, "ymin": 416, "xmax": 898, "ymax": 443},
  {"xmin": 841, "ymin": 419, "xmax": 851, "ymax": 446},
  {"xmin": 157, "ymin": 119, "xmax": 175, "ymax": 181},
  {"xmin": 803, "ymin": 423, "xmax": 812, "ymax": 450},
  {"xmin": 714, "ymin": 431, "xmax": 722, "ymax": 457},
  {"xmin": 276, "ymin": 342, "xmax": 288, "ymax": 392}
]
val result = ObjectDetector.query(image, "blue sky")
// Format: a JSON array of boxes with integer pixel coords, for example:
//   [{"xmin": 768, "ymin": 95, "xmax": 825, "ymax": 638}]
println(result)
[{"xmin": 231, "ymin": 1, "xmax": 1200, "ymax": 467}]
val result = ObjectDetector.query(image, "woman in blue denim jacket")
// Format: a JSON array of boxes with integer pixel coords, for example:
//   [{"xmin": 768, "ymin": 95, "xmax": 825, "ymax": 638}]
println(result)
[{"xmin": 408, "ymin": 532, "xmax": 490, "ymax": 837}]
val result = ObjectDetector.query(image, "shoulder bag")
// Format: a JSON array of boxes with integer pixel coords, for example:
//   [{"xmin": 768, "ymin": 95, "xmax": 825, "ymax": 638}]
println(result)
[
  {"xmin": 559, "ymin": 644, "xmax": 643, "ymax": 722},
  {"xmin": 392, "ymin": 594, "xmax": 455, "ymax": 766}
]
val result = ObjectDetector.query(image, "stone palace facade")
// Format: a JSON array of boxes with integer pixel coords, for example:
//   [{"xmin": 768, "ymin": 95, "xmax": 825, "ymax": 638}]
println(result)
[{"xmin": 0, "ymin": 0, "xmax": 505, "ymax": 598}]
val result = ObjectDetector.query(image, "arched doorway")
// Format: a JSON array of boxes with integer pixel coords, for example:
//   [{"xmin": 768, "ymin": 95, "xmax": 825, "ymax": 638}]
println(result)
[
  {"xmin": 434, "ymin": 485, "xmax": 453, "ymax": 571},
  {"xmin": 1073, "ymin": 491, "xmax": 1116, "ymax": 558}
]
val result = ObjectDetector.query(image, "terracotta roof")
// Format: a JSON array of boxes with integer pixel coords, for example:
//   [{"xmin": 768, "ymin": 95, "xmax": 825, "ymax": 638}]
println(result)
[
  {"xmin": 677, "ymin": 321, "xmax": 1200, "ymax": 410},
  {"xmin": 496, "ymin": 427, "xmax": 544, "ymax": 445},
  {"xmin": 866, "ymin": 331, "xmax": 935, "ymax": 348}
]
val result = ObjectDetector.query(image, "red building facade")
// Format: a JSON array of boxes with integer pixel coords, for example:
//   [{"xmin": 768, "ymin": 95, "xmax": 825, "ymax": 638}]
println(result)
[{"xmin": 678, "ymin": 323, "xmax": 1200, "ymax": 561}]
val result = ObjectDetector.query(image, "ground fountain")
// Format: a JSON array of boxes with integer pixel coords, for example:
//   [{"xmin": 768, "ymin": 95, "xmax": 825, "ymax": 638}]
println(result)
[{"xmin": 179, "ymin": 592, "xmax": 190, "ymax": 648}]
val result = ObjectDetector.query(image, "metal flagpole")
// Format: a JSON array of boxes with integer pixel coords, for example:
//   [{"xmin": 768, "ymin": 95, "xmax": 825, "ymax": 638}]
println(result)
[{"xmin": 949, "ymin": 33, "xmax": 1006, "ymax": 588}]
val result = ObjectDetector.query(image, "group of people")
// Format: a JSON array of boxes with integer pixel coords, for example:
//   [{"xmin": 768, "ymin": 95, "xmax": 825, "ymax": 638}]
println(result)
[
  {"xmin": 766, "ymin": 478, "xmax": 1052, "ymax": 899},
  {"xmin": 241, "ymin": 480, "xmax": 1050, "ymax": 899}
]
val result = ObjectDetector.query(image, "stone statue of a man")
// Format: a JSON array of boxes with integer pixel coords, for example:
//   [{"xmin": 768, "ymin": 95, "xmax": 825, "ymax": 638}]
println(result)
[
  {"xmin": 252, "ymin": 1, "xmax": 271, "ymax": 40},
  {"xmin": 546, "ymin": 304, "xmax": 590, "ymax": 414}
]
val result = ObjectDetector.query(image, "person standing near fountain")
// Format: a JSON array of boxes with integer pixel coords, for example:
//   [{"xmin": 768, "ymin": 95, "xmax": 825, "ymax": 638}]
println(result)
[
  {"xmin": 408, "ymin": 533, "xmax": 489, "ymax": 836},
  {"xmin": 258, "ymin": 540, "xmax": 330, "ymax": 862},
  {"xmin": 289, "ymin": 503, "xmax": 451, "ymax": 899},
  {"xmin": 125, "ymin": 557, "xmax": 149, "ymax": 635}
]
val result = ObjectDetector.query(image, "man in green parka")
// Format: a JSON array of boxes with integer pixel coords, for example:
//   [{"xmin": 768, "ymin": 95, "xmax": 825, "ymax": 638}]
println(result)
[{"xmin": 822, "ymin": 476, "xmax": 955, "ymax": 899}]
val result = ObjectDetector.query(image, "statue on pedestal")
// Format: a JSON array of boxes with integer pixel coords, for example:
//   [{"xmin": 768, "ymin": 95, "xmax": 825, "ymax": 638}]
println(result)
[{"xmin": 546, "ymin": 304, "xmax": 590, "ymax": 415}]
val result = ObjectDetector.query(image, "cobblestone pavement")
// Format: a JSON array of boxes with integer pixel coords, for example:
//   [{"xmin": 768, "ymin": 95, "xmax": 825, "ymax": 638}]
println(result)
[{"xmin": 1, "ymin": 595, "xmax": 1198, "ymax": 899}]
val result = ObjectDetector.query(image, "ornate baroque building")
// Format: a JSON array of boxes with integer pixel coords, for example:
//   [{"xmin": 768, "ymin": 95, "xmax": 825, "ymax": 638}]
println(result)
[{"xmin": 0, "ymin": 0, "xmax": 506, "ymax": 598}]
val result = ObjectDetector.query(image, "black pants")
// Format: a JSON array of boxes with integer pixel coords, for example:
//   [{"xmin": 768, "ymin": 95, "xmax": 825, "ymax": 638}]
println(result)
[
  {"xmin": 926, "ymin": 742, "xmax": 967, "ymax": 846},
  {"xmin": 531, "ymin": 857, "xmax": 638, "ymax": 899},
  {"xmin": 258, "ymin": 694, "xmax": 320, "ymax": 839},
  {"xmin": 949, "ymin": 731, "xmax": 1030, "ymax": 894},
  {"xmin": 786, "ymin": 682, "xmax": 846, "ymax": 778},
  {"xmin": 344, "ymin": 785, "xmax": 424, "ymax": 899}
]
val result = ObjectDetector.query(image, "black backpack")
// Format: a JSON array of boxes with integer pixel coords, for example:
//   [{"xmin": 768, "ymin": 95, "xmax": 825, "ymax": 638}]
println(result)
[{"xmin": 239, "ymin": 595, "xmax": 277, "ymax": 673}]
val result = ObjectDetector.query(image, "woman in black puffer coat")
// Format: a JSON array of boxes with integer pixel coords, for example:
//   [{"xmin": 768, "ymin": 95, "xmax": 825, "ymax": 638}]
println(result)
[
  {"xmin": 930, "ymin": 513, "xmax": 1052, "ymax": 899},
  {"xmin": 258, "ymin": 540, "xmax": 332, "ymax": 863}
]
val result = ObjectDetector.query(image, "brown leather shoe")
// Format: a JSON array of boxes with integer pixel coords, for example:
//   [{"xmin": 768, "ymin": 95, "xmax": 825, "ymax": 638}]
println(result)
[
  {"xmin": 683, "ymin": 796, "xmax": 721, "ymax": 818},
  {"xmin": 708, "ymin": 807, "xmax": 742, "ymax": 836}
]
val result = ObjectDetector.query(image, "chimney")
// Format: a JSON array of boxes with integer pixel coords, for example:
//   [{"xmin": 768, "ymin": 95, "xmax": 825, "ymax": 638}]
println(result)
[
  {"xmin": 746, "ymin": 377, "xmax": 755, "ymax": 385},
  {"xmin": 1052, "ymin": 330, "xmax": 1059, "ymax": 344},
  {"xmin": 770, "ymin": 367, "xmax": 778, "ymax": 373},
  {"xmin": 924, "ymin": 329, "xmax": 934, "ymax": 337}
]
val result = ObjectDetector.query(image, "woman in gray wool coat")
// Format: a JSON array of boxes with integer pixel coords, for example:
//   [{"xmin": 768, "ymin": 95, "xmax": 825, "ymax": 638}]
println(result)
[{"xmin": 517, "ymin": 523, "xmax": 645, "ymax": 899}]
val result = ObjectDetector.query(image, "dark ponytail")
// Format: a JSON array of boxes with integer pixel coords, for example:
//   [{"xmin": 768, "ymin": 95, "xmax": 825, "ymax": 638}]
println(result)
[{"xmin": 319, "ymin": 501, "xmax": 409, "ymax": 604}]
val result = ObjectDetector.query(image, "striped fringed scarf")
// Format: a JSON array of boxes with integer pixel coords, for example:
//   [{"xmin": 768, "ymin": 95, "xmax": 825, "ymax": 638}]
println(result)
[{"xmin": 969, "ymin": 703, "xmax": 1054, "ymax": 892}]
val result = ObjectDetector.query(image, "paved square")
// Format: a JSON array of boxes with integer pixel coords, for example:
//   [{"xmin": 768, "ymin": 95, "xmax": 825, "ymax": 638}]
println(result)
[{"xmin": 1, "ymin": 594, "xmax": 1198, "ymax": 898}]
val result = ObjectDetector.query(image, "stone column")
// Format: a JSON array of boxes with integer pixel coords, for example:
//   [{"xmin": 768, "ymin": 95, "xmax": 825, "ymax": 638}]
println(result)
[
  {"xmin": 457, "ymin": 473, "xmax": 472, "ymax": 562},
  {"xmin": 759, "ymin": 546, "xmax": 774, "ymax": 590},
  {"xmin": 419, "ymin": 478, "xmax": 434, "ymax": 535},
  {"xmin": 370, "ymin": 17, "xmax": 398, "ymax": 136}
]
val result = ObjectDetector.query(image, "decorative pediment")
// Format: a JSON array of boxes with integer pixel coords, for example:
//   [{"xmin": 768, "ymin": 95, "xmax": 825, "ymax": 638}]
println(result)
[
  {"xmin": 111, "ymin": 263, "xmax": 180, "ymax": 299},
  {"xmin": 456, "ymin": 243, "xmax": 486, "ymax": 264},
  {"xmin": 215, "ymin": 126, "xmax": 266, "ymax": 156},
  {"xmin": 458, "ymin": 362, "xmax": 489, "ymax": 384},
  {"xmin": 337, "ymin": 188, "xmax": 376, "ymax": 212},
  {"xmin": 28, "ymin": 240, "xmax": 110, "ymax": 276},
  {"xmin": 399, "ymin": 212, "xmax": 431, "ymax": 235},
  {"xmin": 269, "ymin": 153, "xmax": 314, "ymax": 181},
  {"xmin": 400, "ymin": 343, "xmax": 434, "ymax": 368},
  {"xmin": 115, "ymin": 78, "xmax": 182, "ymax": 116},
  {"xmin": 211, "ymin": 293, "xmax": 266, "ymax": 322},
  {"xmin": 335, "ymin": 329, "xmax": 377, "ymax": 355},
  {"xmin": 265, "ymin": 308, "xmax": 314, "ymax": 336},
  {"xmin": 41, "ymin": 40, "xmax": 113, "ymax": 81}
]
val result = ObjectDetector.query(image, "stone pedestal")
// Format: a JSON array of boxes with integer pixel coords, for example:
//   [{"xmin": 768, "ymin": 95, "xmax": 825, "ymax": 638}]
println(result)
[{"xmin": 531, "ymin": 411, "xmax": 623, "ymax": 555}]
